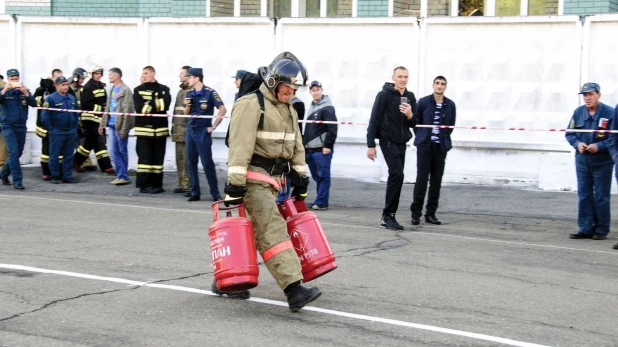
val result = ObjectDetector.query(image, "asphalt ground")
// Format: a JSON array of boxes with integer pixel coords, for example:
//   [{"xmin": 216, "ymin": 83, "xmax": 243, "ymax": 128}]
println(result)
[{"xmin": 1, "ymin": 167, "xmax": 617, "ymax": 347}]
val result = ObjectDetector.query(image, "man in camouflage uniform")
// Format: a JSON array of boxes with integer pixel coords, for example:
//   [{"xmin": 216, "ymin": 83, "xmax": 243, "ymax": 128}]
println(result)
[
  {"xmin": 225, "ymin": 52, "xmax": 322, "ymax": 311},
  {"xmin": 172, "ymin": 66, "xmax": 192, "ymax": 196}
]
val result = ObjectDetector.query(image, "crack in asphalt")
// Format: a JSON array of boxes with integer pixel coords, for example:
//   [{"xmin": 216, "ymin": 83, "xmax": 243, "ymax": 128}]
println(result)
[
  {"xmin": 0, "ymin": 270, "xmax": 215, "ymax": 323},
  {"xmin": 337, "ymin": 231, "xmax": 412, "ymax": 257},
  {"xmin": 0, "ymin": 286, "xmax": 139, "ymax": 323}
]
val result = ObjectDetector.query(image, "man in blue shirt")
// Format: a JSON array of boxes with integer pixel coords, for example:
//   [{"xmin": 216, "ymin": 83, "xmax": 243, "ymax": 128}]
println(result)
[
  {"xmin": 42, "ymin": 77, "xmax": 80, "ymax": 184},
  {"xmin": 183, "ymin": 68, "xmax": 226, "ymax": 202},
  {"xmin": 566, "ymin": 83, "xmax": 615, "ymax": 241},
  {"xmin": 0, "ymin": 69, "xmax": 36, "ymax": 189}
]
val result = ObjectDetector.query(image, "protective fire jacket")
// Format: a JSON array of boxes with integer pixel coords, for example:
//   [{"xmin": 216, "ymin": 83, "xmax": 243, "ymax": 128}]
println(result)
[
  {"xmin": 34, "ymin": 79, "xmax": 56, "ymax": 137},
  {"xmin": 172, "ymin": 83, "xmax": 190, "ymax": 142},
  {"xmin": 81, "ymin": 79, "xmax": 107, "ymax": 123},
  {"xmin": 133, "ymin": 81, "xmax": 171, "ymax": 138},
  {"xmin": 227, "ymin": 83, "xmax": 307, "ymax": 188}
]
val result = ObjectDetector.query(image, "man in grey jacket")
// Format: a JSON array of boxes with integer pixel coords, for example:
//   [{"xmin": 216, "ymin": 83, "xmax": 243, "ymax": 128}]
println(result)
[
  {"xmin": 303, "ymin": 81, "xmax": 337, "ymax": 210},
  {"xmin": 99, "ymin": 68, "xmax": 135, "ymax": 186}
]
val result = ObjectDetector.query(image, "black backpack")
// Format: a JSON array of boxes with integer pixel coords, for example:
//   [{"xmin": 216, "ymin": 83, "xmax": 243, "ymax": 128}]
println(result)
[{"xmin": 225, "ymin": 69, "xmax": 266, "ymax": 148}]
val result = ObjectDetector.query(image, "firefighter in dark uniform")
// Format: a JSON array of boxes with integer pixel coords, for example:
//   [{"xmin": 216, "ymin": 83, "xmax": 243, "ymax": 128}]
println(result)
[
  {"xmin": 225, "ymin": 52, "xmax": 322, "ymax": 310},
  {"xmin": 73, "ymin": 63, "xmax": 114, "ymax": 173},
  {"xmin": 70, "ymin": 67, "xmax": 97, "ymax": 172},
  {"xmin": 566, "ymin": 83, "xmax": 615, "ymax": 241},
  {"xmin": 184, "ymin": 67, "xmax": 225, "ymax": 202},
  {"xmin": 133, "ymin": 66, "xmax": 171, "ymax": 194},
  {"xmin": 34, "ymin": 69, "xmax": 63, "ymax": 180}
]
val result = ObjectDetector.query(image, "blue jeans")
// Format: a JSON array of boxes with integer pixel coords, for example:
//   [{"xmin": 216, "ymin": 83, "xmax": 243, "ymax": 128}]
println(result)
[
  {"xmin": 576, "ymin": 153, "xmax": 613, "ymax": 236},
  {"xmin": 186, "ymin": 126, "xmax": 220, "ymax": 198},
  {"xmin": 109, "ymin": 128, "xmax": 129, "ymax": 180},
  {"xmin": 49, "ymin": 132, "xmax": 77, "ymax": 180},
  {"xmin": 0, "ymin": 125, "xmax": 26, "ymax": 185},
  {"xmin": 306, "ymin": 150, "xmax": 333, "ymax": 207},
  {"xmin": 276, "ymin": 179, "xmax": 293, "ymax": 204}
]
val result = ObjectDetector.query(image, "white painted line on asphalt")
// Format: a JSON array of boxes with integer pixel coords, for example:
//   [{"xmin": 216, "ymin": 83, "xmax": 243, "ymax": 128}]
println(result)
[
  {"xmin": 0, "ymin": 263, "xmax": 550, "ymax": 347},
  {"xmin": 3, "ymin": 194, "xmax": 615, "ymax": 256},
  {"xmin": 321, "ymin": 222, "xmax": 618, "ymax": 256}
]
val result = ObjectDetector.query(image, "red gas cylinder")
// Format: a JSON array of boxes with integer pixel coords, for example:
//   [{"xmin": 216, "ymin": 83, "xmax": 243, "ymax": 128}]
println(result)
[
  {"xmin": 208, "ymin": 202, "xmax": 259, "ymax": 292},
  {"xmin": 278, "ymin": 198, "xmax": 337, "ymax": 282}
]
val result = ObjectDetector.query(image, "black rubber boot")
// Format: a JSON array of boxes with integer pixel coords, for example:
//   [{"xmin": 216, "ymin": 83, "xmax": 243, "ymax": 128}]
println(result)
[
  {"xmin": 285, "ymin": 281, "xmax": 322, "ymax": 312},
  {"xmin": 211, "ymin": 280, "xmax": 250, "ymax": 300}
]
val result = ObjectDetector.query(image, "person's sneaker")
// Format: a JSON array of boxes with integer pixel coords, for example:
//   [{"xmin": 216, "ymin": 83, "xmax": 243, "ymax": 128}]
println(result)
[
  {"xmin": 173, "ymin": 187, "xmax": 184, "ymax": 193},
  {"xmin": 149, "ymin": 187, "xmax": 165, "ymax": 194},
  {"xmin": 613, "ymin": 242, "xmax": 618, "ymax": 250},
  {"xmin": 411, "ymin": 217, "xmax": 420, "ymax": 225},
  {"xmin": 50, "ymin": 177, "xmax": 62, "ymax": 184},
  {"xmin": 139, "ymin": 187, "xmax": 152, "ymax": 194},
  {"xmin": 104, "ymin": 167, "xmax": 116, "ymax": 174},
  {"xmin": 211, "ymin": 195, "xmax": 222, "ymax": 201},
  {"xmin": 42, "ymin": 175, "xmax": 51, "ymax": 181},
  {"xmin": 62, "ymin": 178, "xmax": 78, "ymax": 184},
  {"xmin": 592, "ymin": 234, "xmax": 607, "ymax": 240},
  {"xmin": 211, "ymin": 280, "xmax": 250, "ymax": 300},
  {"xmin": 187, "ymin": 195, "xmax": 200, "ymax": 202},
  {"xmin": 311, "ymin": 204, "xmax": 328, "ymax": 211},
  {"xmin": 184, "ymin": 191, "xmax": 192, "ymax": 197},
  {"xmin": 1, "ymin": 176, "xmax": 11, "ymax": 186},
  {"xmin": 83, "ymin": 166, "xmax": 98, "ymax": 172},
  {"xmin": 381, "ymin": 213, "xmax": 404, "ymax": 230},
  {"xmin": 115, "ymin": 179, "xmax": 130, "ymax": 186},
  {"xmin": 285, "ymin": 282, "xmax": 322, "ymax": 312},
  {"xmin": 74, "ymin": 164, "xmax": 86, "ymax": 173},
  {"xmin": 110, "ymin": 178, "xmax": 120, "ymax": 185},
  {"xmin": 13, "ymin": 184, "xmax": 24, "ymax": 190}
]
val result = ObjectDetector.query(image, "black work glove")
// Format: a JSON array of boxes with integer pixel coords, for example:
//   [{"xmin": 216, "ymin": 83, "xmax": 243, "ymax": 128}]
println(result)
[
  {"xmin": 224, "ymin": 183, "xmax": 248, "ymax": 206},
  {"xmin": 290, "ymin": 175, "xmax": 309, "ymax": 201}
]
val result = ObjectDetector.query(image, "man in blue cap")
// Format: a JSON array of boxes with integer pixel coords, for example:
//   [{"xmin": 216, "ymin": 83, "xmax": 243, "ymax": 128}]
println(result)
[
  {"xmin": 42, "ymin": 76, "xmax": 79, "ymax": 184},
  {"xmin": 184, "ymin": 68, "xmax": 226, "ymax": 201},
  {"xmin": 0, "ymin": 69, "xmax": 36, "ymax": 189},
  {"xmin": 232, "ymin": 69, "xmax": 248, "ymax": 101},
  {"xmin": 566, "ymin": 82, "xmax": 615, "ymax": 241}
]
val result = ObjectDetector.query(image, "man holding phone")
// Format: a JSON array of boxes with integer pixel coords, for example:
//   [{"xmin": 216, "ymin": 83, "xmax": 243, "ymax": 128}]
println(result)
[
  {"xmin": 0, "ymin": 69, "xmax": 36, "ymax": 189},
  {"xmin": 366, "ymin": 66, "xmax": 417, "ymax": 230}
]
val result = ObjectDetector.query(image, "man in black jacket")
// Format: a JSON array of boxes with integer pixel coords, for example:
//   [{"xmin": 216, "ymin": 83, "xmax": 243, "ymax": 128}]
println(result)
[
  {"xmin": 410, "ymin": 76, "xmax": 456, "ymax": 226},
  {"xmin": 133, "ymin": 66, "xmax": 171, "ymax": 194},
  {"xmin": 366, "ymin": 66, "xmax": 417, "ymax": 230},
  {"xmin": 303, "ymin": 81, "xmax": 337, "ymax": 210}
]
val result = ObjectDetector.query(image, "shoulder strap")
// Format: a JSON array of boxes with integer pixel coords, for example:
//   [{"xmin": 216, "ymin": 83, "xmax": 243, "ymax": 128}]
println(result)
[{"xmin": 256, "ymin": 90, "xmax": 265, "ymax": 130}]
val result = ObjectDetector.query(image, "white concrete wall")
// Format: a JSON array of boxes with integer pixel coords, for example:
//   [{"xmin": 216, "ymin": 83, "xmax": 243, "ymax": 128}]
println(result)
[{"xmin": 2, "ymin": 15, "xmax": 616, "ymax": 190}]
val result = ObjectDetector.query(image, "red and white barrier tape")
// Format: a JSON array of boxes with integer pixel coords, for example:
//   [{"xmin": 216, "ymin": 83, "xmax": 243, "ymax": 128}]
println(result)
[{"xmin": 32, "ymin": 107, "xmax": 616, "ymax": 133}]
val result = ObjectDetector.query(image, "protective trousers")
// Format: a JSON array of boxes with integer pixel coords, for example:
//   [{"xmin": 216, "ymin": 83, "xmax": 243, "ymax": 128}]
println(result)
[
  {"xmin": 411, "ymin": 142, "xmax": 447, "ymax": 218},
  {"xmin": 73, "ymin": 120, "xmax": 112, "ymax": 171},
  {"xmin": 244, "ymin": 182, "xmax": 303, "ymax": 289},
  {"xmin": 136, "ymin": 137, "xmax": 166, "ymax": 189},
  {"xmin": 49, "ymin": 133, "xmax": 77, "ymax": 180},
  {"xmin": 175, "ymin": 141, "xmax": 191, "ymax": 191},
  {"xmin": 0, "ymin": 126, "xmax": 26, "ymax": 186},
  {"xmin": 576, "ymin": 153, "xmax": 613, "ymax": 236},
  {"xmin": 40, "ymin": 136, "xmax": 52, "ymax": 176}
]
